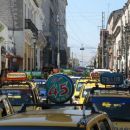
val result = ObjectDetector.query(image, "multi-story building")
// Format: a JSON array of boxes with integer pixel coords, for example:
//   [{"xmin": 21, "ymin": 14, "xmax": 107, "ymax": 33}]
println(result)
[
  {"xmin": 0, "ymin": 0, "xmax": 46, "ymax": 71},
  {"xmin": 107, "ymin": 9, "xmax": 124, "ymax": 71},
  {"xmin": 58, "ymin": 0, "xmax": 68, "ymax": 68},
  {"xmin": 41, "ymin": 0, "xmax": 68, "ymax": 68},
  {"xmin": 0, "ymin": 21, "xmax": 14, "ymax": 73},
  {"xmin": 98, "ymin": 29, "xmax": 109, "ymax": 69}
]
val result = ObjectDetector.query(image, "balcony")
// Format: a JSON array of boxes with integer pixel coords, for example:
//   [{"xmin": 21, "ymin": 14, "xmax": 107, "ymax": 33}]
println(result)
[{"xmin": 25, "ymin": 19, "xmax": 38, "ymax": 37}]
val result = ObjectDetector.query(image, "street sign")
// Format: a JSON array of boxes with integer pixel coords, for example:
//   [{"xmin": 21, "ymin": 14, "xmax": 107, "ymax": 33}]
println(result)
[
  {"xmin": 46, "ymin": 74, "xmax": 74, "ymax": 103},
  {"xmin": 100, "ymin": 72, "xmax": 123, "ymax": 85}
]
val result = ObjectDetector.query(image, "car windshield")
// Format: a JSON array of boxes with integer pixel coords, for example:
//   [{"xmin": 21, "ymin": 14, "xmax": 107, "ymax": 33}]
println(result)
[
  {"xmin": 70, "ymin": 78, "xmax": 80, "ymax": 85},
  {"xmin": 37, "ymin": 84, "xmax": 46, "ymax": 96},
  {"xmin": 0, "ymin": 89, "xmax": 33, "ymax": 105},
  {"xmin": 0, "ymin": 126, "xmax": 84, "ymax": 130},
  {"xmin": 82, "ymin": 89, "xmax": 91, "ymax": 97},
  {"xmin": 90, "ymin": 96, "xmax": 130, "ymax": 121},
  {"xmin": 76, "ymin": 82, "xmax": 84, "ymax": 91}
]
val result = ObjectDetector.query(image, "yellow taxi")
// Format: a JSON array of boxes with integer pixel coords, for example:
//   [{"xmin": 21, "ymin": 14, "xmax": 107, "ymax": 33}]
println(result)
[
  {"xmin": 84, "ymin": 72, "xmax": 129, "ymax": 130},
  {"xmin": 73, "ymin": 78, "xmax": 89, "ymax": 98},
  {"xmin": 0, "ymin": 73, "xmax": 113, "ymax": 129},
  {"xmin": 85, "ymin": 87, "xmax": 130, "ymax": 130},
  {"xmin": 0, "ymin": 72, "xmax": 42, "ymax": 111},
  {"xmin": 74, "ymin": 80, "xmax": 110, "ymax": 105},
  {"xmin": 0, "ymin": 105, "xmax": 113, "ymax": 130}
]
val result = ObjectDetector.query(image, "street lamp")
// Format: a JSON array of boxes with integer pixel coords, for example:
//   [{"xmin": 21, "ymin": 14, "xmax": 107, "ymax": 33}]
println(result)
[{"xmin": 32, "ymin": 36, "xmax": 37, "ymax": 71}]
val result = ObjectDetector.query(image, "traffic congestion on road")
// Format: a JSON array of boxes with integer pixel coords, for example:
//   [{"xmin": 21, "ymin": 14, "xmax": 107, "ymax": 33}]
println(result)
[
  {"xmin": 0, "ymin": 68, "xmax": 129, "ymax": 130},
  {"xmin": 0, "ymin": 0, "xmax": 129, "ymax": 129}
]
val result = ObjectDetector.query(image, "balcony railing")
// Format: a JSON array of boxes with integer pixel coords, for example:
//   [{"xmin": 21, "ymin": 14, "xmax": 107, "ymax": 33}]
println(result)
[{"xmin": 25, "ymin": 19, "xmax": 38, "ymax": 37}]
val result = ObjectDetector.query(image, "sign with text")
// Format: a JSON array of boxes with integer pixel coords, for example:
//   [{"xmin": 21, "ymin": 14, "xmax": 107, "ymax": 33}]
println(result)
[
  {"xmin": 7, "ymin": 72, "xmax": 27, "ymax": 81},
  {"xmin": 46, "ymin": 74, "xmax": 74, "ymax": 103},
  {"xmin": 100, "ymin": 72, "xmax": 123, "ymax": 85}
]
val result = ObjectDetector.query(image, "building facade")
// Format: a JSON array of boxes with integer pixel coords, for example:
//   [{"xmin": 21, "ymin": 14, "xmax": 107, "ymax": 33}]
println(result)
[
  {"xmin": 0, "ymin": 0, "xmax": 46, "ymax": 72},
  {"xmin": 41, "ymin": 0, "xmax": 68, "ymax": 68},
  {"xmin": 97, "ymin": 0, "xmax": 130, "ymax": 78}
]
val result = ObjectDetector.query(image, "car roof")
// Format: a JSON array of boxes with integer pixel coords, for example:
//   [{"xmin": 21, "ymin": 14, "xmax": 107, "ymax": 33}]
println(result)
[
  {"xmin": 0, "ymin": 81, "xmax": 36, "ymax": 89},
  {"xmin": 0, "ymin": 109, "xmax": 102, "ymax": 126},
  {"xmin": 93, "ymin": 69, "xmax": 111, "ymax": 72},
  {"xmin": 89, "ymin": 87, "xmax": 130, "ymax": 97}
]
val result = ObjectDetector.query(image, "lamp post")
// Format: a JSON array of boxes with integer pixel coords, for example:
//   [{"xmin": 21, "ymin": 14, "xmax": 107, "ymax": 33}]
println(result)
[{"xmin": 32, "ymin": 36, "xmax": 37, "ymax": 71}]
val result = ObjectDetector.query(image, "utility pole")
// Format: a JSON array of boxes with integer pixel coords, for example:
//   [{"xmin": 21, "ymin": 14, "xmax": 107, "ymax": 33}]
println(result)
[
  {"xmin": 101, "ymin": 12, "xmax": 105, "ymax": 69},
  {"xmin": 72, "ymin": 52, "xmax": 73, "ymax": 68},
  {"xmin": 57, "ymin": 14, "xmax": 60, "ymax": 69}
]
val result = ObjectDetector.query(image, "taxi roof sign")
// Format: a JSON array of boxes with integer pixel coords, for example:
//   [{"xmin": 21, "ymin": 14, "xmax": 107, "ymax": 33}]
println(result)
[
  {"xmin": 6, "ymin": 72, "xmax": 27, "ymax": 81},
  {"xmin": 90, "ymin": 72, "xmax": 100, "ymax": 80},
  {"xmin": 100, "ymin": 72, "xmax": 123, "ymax": 85},
  {"xmin": 46, "ymin": 74, "xmax": 74, "ymax": 104}
]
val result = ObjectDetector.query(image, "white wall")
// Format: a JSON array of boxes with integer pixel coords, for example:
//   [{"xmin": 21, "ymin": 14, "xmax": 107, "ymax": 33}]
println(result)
[{"xmin": 13, "ymin": 31, "xmax": 24, "ymax": 57}]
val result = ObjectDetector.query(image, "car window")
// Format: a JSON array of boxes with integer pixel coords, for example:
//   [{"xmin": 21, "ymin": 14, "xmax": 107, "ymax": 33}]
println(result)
[
  {"xmin": 76, "ymin": 82, "xmax": 84, "ymax": 91},
  {"xmin": 0, "ymin": 89, "xmax": 34, "ymax": 105},
  {"xmin": 82, "ymin": 89, "xmax": 91, "ymax": 97}
]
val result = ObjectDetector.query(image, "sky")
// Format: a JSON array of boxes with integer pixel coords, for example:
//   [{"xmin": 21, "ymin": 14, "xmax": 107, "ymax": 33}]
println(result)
[{"xmin": 66, "ymin": 0, "xmax": 127, "ymax": 67}]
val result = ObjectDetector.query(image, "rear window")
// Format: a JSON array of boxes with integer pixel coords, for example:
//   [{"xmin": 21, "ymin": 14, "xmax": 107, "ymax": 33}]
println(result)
[
  {"xmin": 0, "ymin": 89, "xmax": 34, "ymax": 105},
  {"xmin": 0, "ymin": 126, "xmax": 85, "ymax": 130}
]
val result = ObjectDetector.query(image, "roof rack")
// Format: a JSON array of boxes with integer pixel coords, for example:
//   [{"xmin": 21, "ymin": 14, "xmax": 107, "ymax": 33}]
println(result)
[
  {"xmin": 0, "ymin": 81, "xmax": 33, "ymax": 89},
  {"xmin": 18, "ymin": 102, "xmax": 100, "ymax": 114},
  {"xmin": 90, "ymin": 87, "xmax": 130, "ymax": 95}
]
